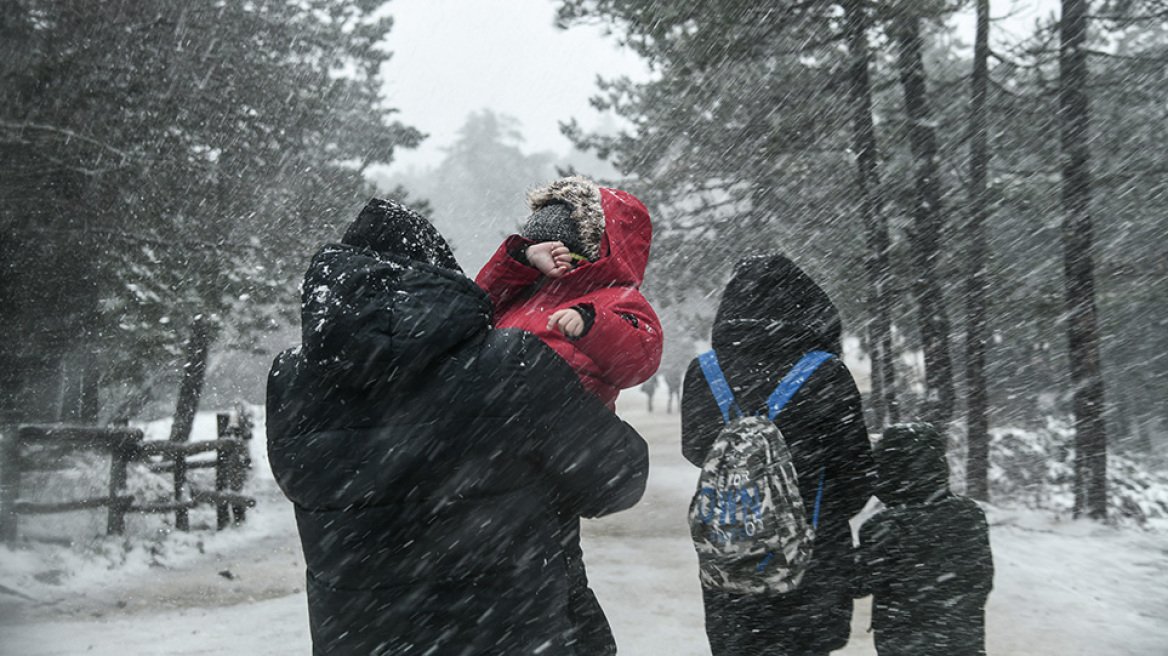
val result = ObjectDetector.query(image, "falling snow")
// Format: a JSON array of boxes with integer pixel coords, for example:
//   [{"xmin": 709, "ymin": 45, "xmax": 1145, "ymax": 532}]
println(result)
[{"xmin": 1, "ymin": 397, "xmax": 1166, "ymax": 655}]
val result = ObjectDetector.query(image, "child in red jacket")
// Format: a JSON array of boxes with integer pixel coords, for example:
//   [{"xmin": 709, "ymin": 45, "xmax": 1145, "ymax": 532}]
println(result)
[{"xmin": 475, "ymin": 176, "xmax": 663, "ymax": 410}]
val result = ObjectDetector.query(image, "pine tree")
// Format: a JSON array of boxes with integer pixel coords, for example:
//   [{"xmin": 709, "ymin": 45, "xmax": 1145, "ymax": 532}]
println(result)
[
  {"xmin": 964, "ymin": 0, "xmax": 992, "ymax": 501},
  {"xmin": 843, "ymin": 0, "xmax": 899, "ymax": 428},
  {"xmin": 889, "ymin": 5, "xmax": 957, "ymax": 426},
  {"xmin": 1059, "ymin": 0, "xmax": 1107, "ymax": 519},
  {"xmin": 0, "ymin": 0, "xmax": 422, "ymax": 424}
]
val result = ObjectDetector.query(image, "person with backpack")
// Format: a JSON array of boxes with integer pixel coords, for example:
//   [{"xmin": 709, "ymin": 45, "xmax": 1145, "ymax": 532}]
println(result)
[
  {"xmin": 681, "ymin": 253, "xmax": 876, "ymax": 656},
  {"xmin": 855, "ymin": 423, "xmax": 994, "ymax": 656},
  {"xmin": 266, "ymin": 198, "xmax": 649, "ymax": 655}
]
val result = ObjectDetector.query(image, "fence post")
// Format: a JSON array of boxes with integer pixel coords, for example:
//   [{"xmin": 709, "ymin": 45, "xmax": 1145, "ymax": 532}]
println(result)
[
  {"xmin": 0, "ymin": 427, "xmax": 21, "ymax": 543},
  {"xmin": 215, "ymin": 413, "xmax": 231, "ymax": 530},
  {"xmin": 106, "ymin": 432, "xmax": 139, "ymax": 536},
  {"xmin": 173, "ymin": 451, "xmax": 188, "ymax": 531},
  {"xmin": 231, "ymin": 407, "xmax": 252, "ymax": 524}
]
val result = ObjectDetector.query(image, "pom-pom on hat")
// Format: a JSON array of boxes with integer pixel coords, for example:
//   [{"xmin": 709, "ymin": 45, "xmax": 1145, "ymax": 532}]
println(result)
[{"xmin": 521, "ymin": 176, "xmax": 606, "ymax": 262}]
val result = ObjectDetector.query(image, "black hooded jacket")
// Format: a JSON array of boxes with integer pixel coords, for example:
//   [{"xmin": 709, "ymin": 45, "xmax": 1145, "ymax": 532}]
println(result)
[
  {"xmin": 681, "ymin": 254, "xmax": 875, "ymax": 654},
  {"xmin": 266, "ymin": 199, "xmax": 649, "ymax": 655},
  {"xmin": 857, "ymin": 423, "xmax": 994, "ymax": 656}
]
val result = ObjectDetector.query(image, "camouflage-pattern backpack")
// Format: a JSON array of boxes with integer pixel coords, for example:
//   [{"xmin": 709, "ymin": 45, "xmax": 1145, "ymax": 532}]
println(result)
[{"xmin": 688, "ymin": 350, "xmax": 835, "ymax": 594}]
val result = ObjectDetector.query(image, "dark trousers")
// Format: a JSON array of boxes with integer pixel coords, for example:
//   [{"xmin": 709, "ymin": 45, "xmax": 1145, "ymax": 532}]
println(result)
[
  {"xmin": 561, "ymin": 515, "xmax": 617, "ymax": 656},
  {"xmin": 701, "ymin": 547, "xmax": 854, "ymax": 656}
]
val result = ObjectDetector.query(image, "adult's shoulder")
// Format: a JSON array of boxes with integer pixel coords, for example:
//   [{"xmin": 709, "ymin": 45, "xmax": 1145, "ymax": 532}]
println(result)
[
  {"xmin": 269, "ymin": 346, "xmax": 303, "ymax": 374},
  {"xmin": 816, "ymin": 353, "xmax": 862, "ymax": 389},
  {"xmin": 937, "ymin": 495, "xmax": 991, "ymax": 524},
  {"xmin": 266, "ymin": 347, "xmax": 305, "ymax": 396},
  {"xmin": 265, "ymin": 347, "xmax": 309, "ymax": 447},
  {"xmin": 791, "ymin": 354, "xmax": 864, "ymax": 414}
]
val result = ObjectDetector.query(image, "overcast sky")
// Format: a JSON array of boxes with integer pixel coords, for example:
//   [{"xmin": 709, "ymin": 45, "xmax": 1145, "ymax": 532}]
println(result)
[
  {"xmin": 378, "ymin": 0, "xmax": 1060, "ymax": 174},
  {"xmin": 379, "ymin": 0, "xmax": 650, "ymax": 173}
]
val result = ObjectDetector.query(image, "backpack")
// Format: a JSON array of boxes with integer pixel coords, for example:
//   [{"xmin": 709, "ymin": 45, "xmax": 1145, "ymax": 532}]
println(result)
[{"xmin": 688, "ymin": 349, "xmax": 835, "ymax": 595}]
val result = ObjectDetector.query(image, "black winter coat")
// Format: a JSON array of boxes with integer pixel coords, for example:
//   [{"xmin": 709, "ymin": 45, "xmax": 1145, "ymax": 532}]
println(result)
[
  {"xmin": 857, "ymin": 424, "xmax": 993, "ymax": 656},
  {"xmin": 681, "ymin": 254, "xmax": 875, "ymax": 656},
  {"xmin": 267, "ymin": 243, "xmax": 649, "ymax": 656}
]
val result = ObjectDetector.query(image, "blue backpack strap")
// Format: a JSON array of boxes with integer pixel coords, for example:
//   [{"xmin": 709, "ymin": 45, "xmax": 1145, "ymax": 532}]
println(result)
[
  {"xmin": 765, "ymin": 350, "xmax": 836, "ymax": 421},
  {"xmin": 766, "ymin": 350, "xmax": 836, "ymax": 528},
  {"xmin": 698, "ymin": 350, "xmax": 743, "ymax": 423},
  {"xmin": 812, "ymin": 468, "xmax": 826, "ymax": 528}
]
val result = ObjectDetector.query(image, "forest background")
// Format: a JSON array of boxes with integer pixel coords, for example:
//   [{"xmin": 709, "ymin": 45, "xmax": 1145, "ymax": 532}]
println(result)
[{"xmin": 1, "ymin": 0, "xmax": 1166, "ymax": 522}]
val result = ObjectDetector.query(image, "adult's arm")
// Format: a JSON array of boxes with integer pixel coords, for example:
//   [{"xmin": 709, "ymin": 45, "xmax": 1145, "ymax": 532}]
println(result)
[
  {"xmin": 820, "ymin": 361, "xmax": 876, "ymax": 519},
  {"xmin": 788, "ymin": 358, "xmax": 876, "ymax": 522},
  {"xmin": 681, "ymin": 357, "xmax": 722, "ymax": 466},
  {"xmin": 853, "ymin": 514, "xmax": 889, "ymax": 599},
  {"xmin": 504, "ymin": 331, "xmax": 649, "ymax": 518}
]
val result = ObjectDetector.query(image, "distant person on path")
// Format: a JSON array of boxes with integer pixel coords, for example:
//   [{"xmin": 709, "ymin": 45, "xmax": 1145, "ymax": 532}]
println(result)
[
  {"xmin": 664, "ymin": 365, "xmax": 682, "ymax": 414},
  {"xmin": 475, "ymin": 175, "xmax": 663, "ymax": 410},
  {"xmin": 681, "ymin": 253, "xmax": 876, "ymax": 656},
  {"xmin": 855, "ymin": 423, "xmax": 994, "ymax": 656},
  {"xmin": 266, "ymin": 198, "xmax": 649, "ymax": 655},
  {"xmin": 642, "ymin": 374, "xmax": 659, "ymax": 412},
  {"xmin": 661, "ymin": 332, "xmax": 694, "ymax": 414}
]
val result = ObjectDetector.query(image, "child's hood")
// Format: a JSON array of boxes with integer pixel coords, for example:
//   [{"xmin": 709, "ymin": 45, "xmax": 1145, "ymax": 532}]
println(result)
[
  {"xmin": 874, "ymin": 423, "xmax": 953, "ymax": 506},
  {"xmin": 594, "ymin": 186, "xmax": 653, "ymax": 286},
  {"xmin": 527, "ymin": 176, "xmax": 653, "ymax": 288}
]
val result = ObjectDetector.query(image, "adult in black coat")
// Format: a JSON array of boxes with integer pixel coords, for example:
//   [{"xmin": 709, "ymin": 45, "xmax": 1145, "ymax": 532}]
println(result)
[
  {"xmin": 681, "ymin": 254, "xmax": 876, "ymax": 656},
  {"xmin": 856, "ymin": 423, "xmax": 993, "ymax": 656},
  {"xmin": 266, "ymin": 199, "xmax": 649, "ymax": 656}
]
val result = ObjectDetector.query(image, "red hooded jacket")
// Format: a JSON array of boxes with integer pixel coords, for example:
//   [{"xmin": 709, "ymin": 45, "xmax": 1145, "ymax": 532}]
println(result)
[{"xmin": 476, "ymin": 185, "xmax": 663, "ymax": 408}]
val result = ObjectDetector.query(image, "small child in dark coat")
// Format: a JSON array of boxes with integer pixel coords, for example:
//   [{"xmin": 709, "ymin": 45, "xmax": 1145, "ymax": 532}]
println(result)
[{"xmin": 856, "ymin": 423, "xmax": 994, "ymax": 656}]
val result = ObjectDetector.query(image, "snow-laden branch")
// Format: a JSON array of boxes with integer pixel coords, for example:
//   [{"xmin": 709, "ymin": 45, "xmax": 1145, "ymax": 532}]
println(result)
[{"xmin": 0, "ymin": 120, "xmax": 133, "ymax": 160}]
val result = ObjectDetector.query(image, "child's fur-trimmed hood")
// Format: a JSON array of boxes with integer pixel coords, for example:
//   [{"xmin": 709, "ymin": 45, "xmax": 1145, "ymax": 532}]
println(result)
[{"xmin": 526, "ymin": 176, "xmax": 606, "ymax": 262}]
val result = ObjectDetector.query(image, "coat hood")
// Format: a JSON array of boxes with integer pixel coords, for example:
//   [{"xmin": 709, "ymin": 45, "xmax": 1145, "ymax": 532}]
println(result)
[
  {"xmin": 299, "ymin": 199, "xmax": 491, "ymax": 389},
  {"xmin": 526, "ymin": 176, "xmax": 653, "ymax": 288},
  {"xmin": 874, "ymin": 423, "xmax": 952, "ymax": 506},
  {"xmin": 711, "ymin": 254, "xmax": 842, "ymax": 361},
  {"xmin": 341, "ymin": 197, "xmax": 462, "ymax": 273}
]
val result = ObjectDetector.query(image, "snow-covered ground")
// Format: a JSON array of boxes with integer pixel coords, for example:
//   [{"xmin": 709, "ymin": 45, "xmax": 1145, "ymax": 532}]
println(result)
[{"xmin": 1, "ymin": 391, "xmax": 1167, "ymax": 655}]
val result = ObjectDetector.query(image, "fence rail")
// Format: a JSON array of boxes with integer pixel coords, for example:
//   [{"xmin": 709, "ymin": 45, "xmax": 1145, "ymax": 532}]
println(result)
[{"xmin": 0, "ymin": 410, "xmax": 254, "ymax": 543}]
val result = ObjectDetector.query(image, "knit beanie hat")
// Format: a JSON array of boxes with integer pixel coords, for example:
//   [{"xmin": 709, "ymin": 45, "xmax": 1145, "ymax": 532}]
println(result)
[
  {"xmin": 521, "ymin": 176, "xmax": 606, "ymax": 262},
  {"xmin": 342, "ymin": 198, "xmax": 462, "ymax": 273}
]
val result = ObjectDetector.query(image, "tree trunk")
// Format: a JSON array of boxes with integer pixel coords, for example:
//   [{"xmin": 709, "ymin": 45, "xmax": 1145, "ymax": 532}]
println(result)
[
  {"xmin": 168, "ymin": 314, "xmax": 217, "ymax": 531},
  {"xmin": 964, "ymin": 0, "xmax": 992, "ymax": 501},
  {"xmin": 168, "ymin": 315, "xmax": 216, "ymax": 443},
  {"xmin": 892, "ymin": 12, "xmax": 956, "ymax": 426},
  {"xmin": 1059, "ymin": 0, "xmax": 1108, "ymax": 520},
  {"xmin": 843, "ymin": 0, "xmax": 898, "ymax": 429}
]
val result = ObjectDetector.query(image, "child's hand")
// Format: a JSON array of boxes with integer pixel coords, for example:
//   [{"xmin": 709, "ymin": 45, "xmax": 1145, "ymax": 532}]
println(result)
[
  {"xmin": 548, "ymin": 308, "xmax": 585, "ymax": 338},
  {"xmin": 526, "ymin": 241, "xmax": 572, "ymax": 278}
]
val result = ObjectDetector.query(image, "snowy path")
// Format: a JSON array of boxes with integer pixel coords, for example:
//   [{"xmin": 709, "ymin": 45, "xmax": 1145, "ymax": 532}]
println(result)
[{"xmin": 2, "ymin": 397, "xmax": 1167, "ymax": 655}]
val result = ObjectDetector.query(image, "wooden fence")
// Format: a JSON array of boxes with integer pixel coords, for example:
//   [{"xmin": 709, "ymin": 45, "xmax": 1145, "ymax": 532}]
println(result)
[{"xmin": 0, "ymin": 411, "xmax": 254, "ymax": 543}]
